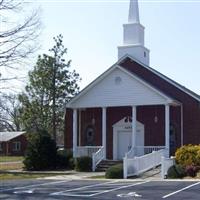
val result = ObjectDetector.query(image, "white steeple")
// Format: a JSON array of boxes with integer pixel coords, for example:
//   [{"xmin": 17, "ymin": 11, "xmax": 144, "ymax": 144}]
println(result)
[
  {"xmin": 118, "ymin": 0, "xmax": 150, "ymax": 66},
  {"xmin": 128, "ymin": 0, "xmax": 140, "ymax": 23}
]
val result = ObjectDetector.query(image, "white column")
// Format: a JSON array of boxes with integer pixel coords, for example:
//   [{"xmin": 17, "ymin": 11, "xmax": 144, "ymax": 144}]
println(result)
[
  {"xmin": 73, "ymin": 109, "xmax": 78, "ymax": 157},
  {"xmin": 165, "ymin": 104, "xmax": 170, "ymax": 158},
  {"xmin": 78, "ymin": 109, "xmax": 81, "ymax": 146},
  {"xmin": 102, "ymin": 107, "xmax": 107, "ymax": 159},
  {"xmin": 132, "ymin": 106, "xmax": 137, "ymax": 153}
]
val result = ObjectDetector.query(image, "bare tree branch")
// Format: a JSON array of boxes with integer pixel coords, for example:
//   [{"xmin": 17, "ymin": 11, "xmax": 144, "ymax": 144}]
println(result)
[{"xmin": 0, "ymin": 0, "xmax": 41, "ymax": 71}]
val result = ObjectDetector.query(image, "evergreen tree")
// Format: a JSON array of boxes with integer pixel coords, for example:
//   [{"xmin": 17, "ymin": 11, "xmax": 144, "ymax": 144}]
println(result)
[
  {"xmin": 19, "ymin": 35, "xmax": 81, "ymax": 142},
  {"xmin": 23, "ymin": 130, "xmax": 57, "ymax": 170}
]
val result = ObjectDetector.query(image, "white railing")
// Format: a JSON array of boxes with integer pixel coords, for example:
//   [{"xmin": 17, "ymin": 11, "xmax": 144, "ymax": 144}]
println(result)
[
  {"xmin": 92, "ymin": 146, "xmax": 104, "ymax": 171},
  {"xmin": 126, "ymin": 146, "xmax": 165, "ymax": 158},
  {"xmin": 161, "ymin": 156, "xmax": 175, "ymax": 179},
  {"xmin": 136, "ymin": 146, "xmax": 165, "ymax": 155},
  {"xmin": 124, "ymin": 149, "xmax": 166, "ymax": 178},
  {"xmin": 75, "ymin": 146, "xmax": 102, "ymax": 157}
]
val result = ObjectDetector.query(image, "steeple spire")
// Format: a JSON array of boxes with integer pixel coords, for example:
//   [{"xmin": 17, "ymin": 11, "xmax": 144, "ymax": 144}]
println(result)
[
  {"xmin": 128, "ymin": 0, "xmax": 140, "ymax": 23},
  {"xmin": 118, "ymin": 0, "xmax": 150, "ymax": 66}
]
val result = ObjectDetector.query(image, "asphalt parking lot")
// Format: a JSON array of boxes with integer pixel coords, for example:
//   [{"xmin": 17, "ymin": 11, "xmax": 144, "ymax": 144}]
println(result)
[{"xmin": 0, "ymin": 179, "xmax": 200, "ymax": 200}]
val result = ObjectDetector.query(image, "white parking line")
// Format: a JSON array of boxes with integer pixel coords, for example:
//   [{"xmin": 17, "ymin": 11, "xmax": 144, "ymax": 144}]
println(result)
[
  {"xmin": 51, "ymin": 180, "xmax": 149, "ymax": 197},
  {"xmin": 162, "ymin": 182, "xmax": 200, "ymax": 199},
  {"xmin": 50, "ymin": 180, "xmax": 118, "ymax": 196},
  {"xmin": 89, "ymin": 181, "xmax": 150, "ymax": 197},
  {"xmin": 0, "ymin": 180, "xmax": 72, "ymax": 193},
  {"xmin": 57, "ymin": 190, "xmax": 104, "ymax": 197}
]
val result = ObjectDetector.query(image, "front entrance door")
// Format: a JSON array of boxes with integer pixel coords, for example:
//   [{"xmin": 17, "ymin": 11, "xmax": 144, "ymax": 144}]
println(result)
[
  {"xmin": 112, "ymin": 117, "xmax": 144, "ymax": 160},
  {"xmin": 117, "ymin": 131, "xmax": 132, "ymax": 160}
]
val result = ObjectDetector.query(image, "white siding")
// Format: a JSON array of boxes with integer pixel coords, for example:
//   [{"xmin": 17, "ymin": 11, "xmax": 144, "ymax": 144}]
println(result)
[{"xmin": 69, "ymin": 67, "xmax": 169, "ymax": 108}]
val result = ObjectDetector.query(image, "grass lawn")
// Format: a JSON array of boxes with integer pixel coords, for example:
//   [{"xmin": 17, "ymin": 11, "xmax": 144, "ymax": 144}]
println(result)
[
  {"xmin": 89, "ymin": 175, "xmax": 105, "ymax": 179},
  {"xmin": 0, "ymin": 156, "xmax": 24, "ymax": 162},
  {"xmin": 0, "ymin": 173, "xmax": 61, "ymax": 180},
  {"xmin": 0, "ymin": 162, "xmax": 24, "ymax": 171}
]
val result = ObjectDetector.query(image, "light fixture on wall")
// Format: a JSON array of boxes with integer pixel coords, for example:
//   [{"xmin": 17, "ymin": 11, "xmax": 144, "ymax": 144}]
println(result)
[
  {"xmin": 92, "ymin": 118, "xmax": 95, "ymax": 125},
  {"xmin": 91, "ymin": 108, "xmax": 95, "ymax": 125},
  {"xmin": 154, "ymin": 107, "xmax": 158, "ymax": 123},
  {"xmin": 154, "ymin": 115, "xmax": 158, "ymax": 123}
]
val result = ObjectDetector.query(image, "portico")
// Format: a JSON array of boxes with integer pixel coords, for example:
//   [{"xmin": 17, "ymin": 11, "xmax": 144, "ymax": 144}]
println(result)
[{"xmin": 71, "ymin": 103, "xmax": 174, "ymax": 158}]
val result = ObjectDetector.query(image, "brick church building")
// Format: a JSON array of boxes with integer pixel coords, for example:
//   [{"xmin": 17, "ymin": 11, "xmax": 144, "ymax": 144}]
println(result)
[{"xmin": 64, "ymin": 0, "xmax": 200, "ymax": 170}]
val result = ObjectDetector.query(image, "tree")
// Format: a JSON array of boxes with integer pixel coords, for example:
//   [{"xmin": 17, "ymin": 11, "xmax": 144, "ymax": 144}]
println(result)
[
  {"xmin": 19, "ymin": 35, "xmax": 81, "ymax": 142},
  {"xmin": 23, "ymin": 130, "xmax": 57, "ymax": 170},
  {"xmin": 0, "ymin": 94, "xmax": 22, "ymax": 131},
  {"xmin": 0, "ymin": 0, "xmax": 41, "ymax": 84}
]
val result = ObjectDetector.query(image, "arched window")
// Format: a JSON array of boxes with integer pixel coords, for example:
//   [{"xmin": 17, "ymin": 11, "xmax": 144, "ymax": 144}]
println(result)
[{"xmin": 85, "ymin": 125, "xmax": 95, "ymax": 146}]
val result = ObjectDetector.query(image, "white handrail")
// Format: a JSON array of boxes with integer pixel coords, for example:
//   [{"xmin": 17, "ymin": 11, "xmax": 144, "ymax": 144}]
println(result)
[
  {"xmin": 75, "ymin": 146, "xmax": 102, "ymax": 157},
  {"xmin": 161, "ymin": 156, "xmax": 175, "ymax": 179},
  {"xmin": 124, "ymin": 149, "xmax": 166, "ymax": 178},
  {"xmin": 126, "ymin": 146, "xmax": 165, "ymax": 158},
  {"xmin": 92, "ymin": 146, "xmax": 104, "ymax": 171}
]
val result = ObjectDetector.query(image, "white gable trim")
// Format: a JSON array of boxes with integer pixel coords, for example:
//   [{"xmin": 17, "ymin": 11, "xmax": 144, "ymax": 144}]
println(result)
[
  {"xmin": 118, "ymin": 54, "xmax": 200, "ymax": 102},
  {"xmin": 117, "ymin": 66, "xmax": 174, "ymax": 104},
  {"xmin": 66, "ymin": 63, "xmax": 176, "ymax": 108}
]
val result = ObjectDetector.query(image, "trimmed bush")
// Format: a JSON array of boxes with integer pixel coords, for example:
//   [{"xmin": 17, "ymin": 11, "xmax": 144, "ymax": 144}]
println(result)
[
  {"xmin": 167, "ymin": 165, "xmax": 185, "ymax": 179},
  {"xmin": 175, "ymin": 145, "xmax": 200, "ymax": 167},
  {"xmin": 56, "ymin": 149, "xmax": 73, "ymax": 169},
  {"xmin": 185, "ymin": 165, "xmax": 198, "ymax": 177},
  {"xmin": 75, "ymin": 156, "xmax": 92, "ymax": 172},
  {"xmin": 23, "ymin": 130, "xmax": 57, "ymax": 170},
  {"xmin": 105, "ymin": 164, "xmax": 123, "ymax": 179},
  {"xmin": 69, "ymin": 157, "xmax": 75, "ymax": 170}
]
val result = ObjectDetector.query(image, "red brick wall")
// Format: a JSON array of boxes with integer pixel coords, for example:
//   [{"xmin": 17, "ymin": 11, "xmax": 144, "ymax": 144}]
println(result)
[
  {"xmin": 64, "ymin": 108, "xmax": 73, "ymax": 149},
  {"xmin": 80, "ymin": 108, "xmax": 102, "ymax": 146},
  {"xmin": 64, "ymin": 108, "xmax": 102, "ymax": 149},
  {"xmin": 65, "ymin": 105, "xmax": 181, "ymax": 158},
  {"xmin": 0, "ymin": 142, "xmax": 6, "ymax": 155},
  {"xmin": 0, "ymin": 134, "xmax": 27, "ymax": 156}
]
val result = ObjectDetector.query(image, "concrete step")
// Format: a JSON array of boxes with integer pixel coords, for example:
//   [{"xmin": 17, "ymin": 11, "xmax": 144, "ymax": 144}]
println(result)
[{"xmin": 95, "ymin": 160, "xmax": 122, "ymax": 172}]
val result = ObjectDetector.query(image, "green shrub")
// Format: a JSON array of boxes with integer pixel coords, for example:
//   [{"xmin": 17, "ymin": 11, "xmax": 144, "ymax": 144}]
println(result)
[
  {"xmin": 23, "ymin": 130, "xmax": 57, "ymax": 170},
  {"xmin": 167, "ymin": 165, "xmax": 185, "ymax": 179},
  {"xmin": 75, "ymin": 156, "xmax": 92, "ymax": 172},
  {"xmin": 185, "ymin": 165, "xmax": 198, "ymax": 177},
  {"xmin": 105, "ymin": 164, "xmax": 123, "ymax": 179},
  {"xmin": 56, "ymin": 149, "xmax": 73, "ymax": 169},
  {"xmin": 175, "ymin": 145, "xmax": 200, "ymax": 167},
  {"xmin": 69, "ymin": 157, "xmax": 75, "ymax": 170}
]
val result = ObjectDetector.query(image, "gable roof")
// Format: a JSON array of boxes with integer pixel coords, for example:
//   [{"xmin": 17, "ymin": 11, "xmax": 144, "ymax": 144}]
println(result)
[
  {"xmin": 66, "ymin": 55, "xmax": 199, "ymax": 108},
  {"xmin": 66, "ymin": 62, "xmax": 178, "ymax": 108},
  {"xmin": 0, "ymin": 131, "xmax": 25, "ymax": 142},
  {"xmin": 118, "ymin": 54, "xmax": 200, "ymax": 102}
]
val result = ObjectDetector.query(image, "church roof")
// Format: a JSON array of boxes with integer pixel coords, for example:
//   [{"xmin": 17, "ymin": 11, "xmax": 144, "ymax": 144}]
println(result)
[
  {"xmin": 119, "ymin": 55, "xmax": 200, "ymax": 102},
  {"xmin": 66, "ymin": 55, "xmax": 200, "ymax": 108}
]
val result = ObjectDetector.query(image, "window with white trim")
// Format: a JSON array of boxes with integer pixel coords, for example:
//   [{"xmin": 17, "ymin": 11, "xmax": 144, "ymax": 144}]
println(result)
[{"xmin": 13, "ymin": 141, "xmax": 21, "ymax": 151}]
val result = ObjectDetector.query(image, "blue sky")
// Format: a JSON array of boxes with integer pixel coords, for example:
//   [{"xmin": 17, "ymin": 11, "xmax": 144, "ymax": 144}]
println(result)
[{"xmin": 34, "ymin": 0, "xmax": 200, "ymax": 94}]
